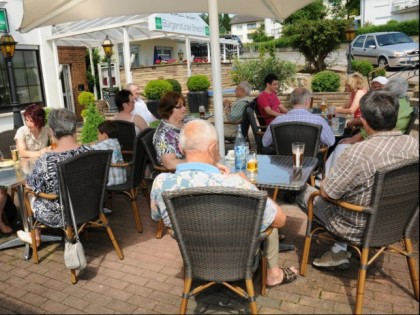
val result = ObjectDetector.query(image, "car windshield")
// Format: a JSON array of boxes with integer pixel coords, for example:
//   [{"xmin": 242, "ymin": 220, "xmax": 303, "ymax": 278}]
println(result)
[{"xmin": 376, "ymin": 33, "xmax": 413, "ymax": 46}]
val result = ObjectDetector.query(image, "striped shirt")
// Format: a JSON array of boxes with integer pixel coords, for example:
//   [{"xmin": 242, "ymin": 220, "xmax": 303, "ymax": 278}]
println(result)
[
  {"xmin": 321, "ymin": 131, "xmax": 419, "ymax": 242},
  {"xmin": 262, "ymin": 108, "xmax": 335, "ymax": 148},
  {"xmin": 226, "ymin": 97, "xmax": 252, "ymax": 122}
]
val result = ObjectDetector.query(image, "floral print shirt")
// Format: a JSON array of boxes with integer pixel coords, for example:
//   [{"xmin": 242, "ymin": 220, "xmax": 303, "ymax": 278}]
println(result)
[
  {"xmin": 150, "ymin": 162, "xmax": 277, "ymax": 232},
  {"xmin": 26, "ymin": 145, "xmax": 92, "ymax": 228},
  {"xmin": 152, "ymin": 120, "xmax": 184, "ymax": 165}
]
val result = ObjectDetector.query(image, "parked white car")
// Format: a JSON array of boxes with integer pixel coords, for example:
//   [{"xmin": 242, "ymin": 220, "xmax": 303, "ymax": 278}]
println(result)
[{"xmin": 349, "ymin": 32, "xmax": 419, "ymax": 68}]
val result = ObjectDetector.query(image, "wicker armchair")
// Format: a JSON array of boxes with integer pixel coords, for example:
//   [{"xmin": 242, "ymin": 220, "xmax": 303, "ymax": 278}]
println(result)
[
  {"xmin": 404, "ymin": 106, "xmax": 419, "ymax": 135},
  {"xmin": 24, "ymin": 150, "xmax": 124, "ymax": 284},
  {"xmin": 113, "ymin": 120, "xmax": 136, "ymax": 161},
  {"xmin": 300, "ymin": 160, "xmax": 419, "ymax": 314},
  {"xmin": 140, "ymin": 128, "xmax": 172, "ymax": 238},
  {"xmin": 162, "ymin": 187, "xmax": 272, "ymax": 314},
  {"xmin": 107, "ymin": 131, "xmax": 149, "ymax": 233}
]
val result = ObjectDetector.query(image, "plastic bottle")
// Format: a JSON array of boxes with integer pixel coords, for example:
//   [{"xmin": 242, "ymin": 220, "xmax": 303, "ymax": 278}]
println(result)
[{"xmin": 234, "ymin": 124, "xmax": 247, "ymax": 170}]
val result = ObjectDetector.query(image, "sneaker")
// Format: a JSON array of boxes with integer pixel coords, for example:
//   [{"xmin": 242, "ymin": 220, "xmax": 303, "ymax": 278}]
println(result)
[
  {"xmin": 103, "ymin": 208, "xmax": 113, "ymax": 214},
  {"xmin": 312, "ymin": 249, "xmax": 350, "ymax": 270}
]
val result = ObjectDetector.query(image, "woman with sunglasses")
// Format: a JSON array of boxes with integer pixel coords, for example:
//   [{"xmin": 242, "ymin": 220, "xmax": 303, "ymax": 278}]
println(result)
[{"xmin": 153, "ymin": 91, "xmax": 186, "ymax": 171}]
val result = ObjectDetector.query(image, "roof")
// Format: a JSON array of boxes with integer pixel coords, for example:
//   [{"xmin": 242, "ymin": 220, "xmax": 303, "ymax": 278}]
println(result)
[
  {"xmin": 230, "ymin": 15, "xmax": 266, "ymax": 25},
  {"xmin": 50, "ymin": 14, "xmax": 212, "ymax": 48}
]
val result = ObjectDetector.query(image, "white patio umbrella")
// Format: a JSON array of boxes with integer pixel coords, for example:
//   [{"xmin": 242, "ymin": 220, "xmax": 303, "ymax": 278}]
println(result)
[{"xmin": 19, "ymin": 0, "xmax": 315, "ymax": 156}]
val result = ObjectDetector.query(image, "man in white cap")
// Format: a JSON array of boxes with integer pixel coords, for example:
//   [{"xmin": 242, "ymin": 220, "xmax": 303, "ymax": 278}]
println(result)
[
  {"xmin": 126, "ymin": 83, "xmax": 157, "ymax": 125},
  {"xmin": 370, "ymin": 76, "xmax": 388, "ymax": 91}
]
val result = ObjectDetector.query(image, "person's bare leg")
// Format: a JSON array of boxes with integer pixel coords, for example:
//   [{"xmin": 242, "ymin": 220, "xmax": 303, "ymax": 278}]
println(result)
[
  {"xmin": 265, "ymin": 228, "xmax": 298, "ymax": 286},
  {"xmin": 0, "ymin": 189, "xmax": 13, "ymax": 234}
]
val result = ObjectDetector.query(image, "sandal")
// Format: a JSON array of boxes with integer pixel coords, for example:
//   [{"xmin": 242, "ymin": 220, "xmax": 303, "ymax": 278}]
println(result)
[
  {"xmin": 267, "ymin": 266, "xmax": 298, "ymax": 287},
  {"xmin": 280, "ymin": 267, "xmax": 298, "ymax": 284}
]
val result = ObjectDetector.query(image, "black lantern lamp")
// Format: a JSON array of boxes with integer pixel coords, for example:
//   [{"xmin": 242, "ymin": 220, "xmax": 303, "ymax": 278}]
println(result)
[
  {"xmin": 102, "ymin": 35, "xmax": 117, "ymax": 112},
  {"xmin": 0, "ymin": 33, "xmax": 23, "ymax": 129},
  {"xmin": 345, "ymin": 24, "xmax": 356, "ymax": 74},
  {"xmin": 178, "ymin": 49, "xmax": 184, "ymax": 62}
]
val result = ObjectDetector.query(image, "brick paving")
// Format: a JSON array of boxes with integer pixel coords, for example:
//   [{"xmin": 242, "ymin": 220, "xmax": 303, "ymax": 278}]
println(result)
[{"xmin": 0, "ymin": 191, "xmax": 418, "ymax": 314}]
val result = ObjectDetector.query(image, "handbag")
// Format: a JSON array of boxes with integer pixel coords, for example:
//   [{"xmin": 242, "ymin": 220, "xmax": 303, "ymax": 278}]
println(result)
[
  {"xmin": 60, "ymin": 187, "xmax": 87, "ymax": 270},
  {"xmin": 64, "ymin": 239, "xmax": 87, "ymax": 270}
]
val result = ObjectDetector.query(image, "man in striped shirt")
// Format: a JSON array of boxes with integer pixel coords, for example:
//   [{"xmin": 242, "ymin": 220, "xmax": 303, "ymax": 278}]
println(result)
[
  {"xmin": 223, "ymin": 81, "xmax": 253, "ymax": 138},
  {"xmin": 297, "ymin": 90, "xmax": 419, "ymax": 270},
  {"xmin": 262, "ymin": 87, "xmax": 335, "ymax": 149}
]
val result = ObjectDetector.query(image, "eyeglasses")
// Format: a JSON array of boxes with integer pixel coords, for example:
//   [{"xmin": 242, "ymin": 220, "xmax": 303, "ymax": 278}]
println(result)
[{"xmin": 174, "ymin": 103, "xmax": 186, "ymax": 109}]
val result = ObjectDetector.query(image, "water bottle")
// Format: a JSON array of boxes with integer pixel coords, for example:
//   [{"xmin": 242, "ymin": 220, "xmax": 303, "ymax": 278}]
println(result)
[{"xmin": 234, "ymin": 124, "xmax": 247, "ymax": 170}]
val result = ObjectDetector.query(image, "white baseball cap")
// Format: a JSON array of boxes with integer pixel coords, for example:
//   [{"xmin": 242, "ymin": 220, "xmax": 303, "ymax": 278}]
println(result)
[{"xmin": 371, "ymin": 76, "xmax": 388, "ymax": 85}]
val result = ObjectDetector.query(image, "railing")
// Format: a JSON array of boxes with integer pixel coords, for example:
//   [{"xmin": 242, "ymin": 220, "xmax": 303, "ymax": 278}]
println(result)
[{"xmin": 387, "ymin": 66, "xmax": 419, "ymax": 80}]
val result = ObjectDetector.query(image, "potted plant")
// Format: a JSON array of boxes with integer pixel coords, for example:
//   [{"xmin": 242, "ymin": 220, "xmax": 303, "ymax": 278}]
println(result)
[
  {"xmin": 166, "ymin": 78, "xmax": 182, "ymax": 93},
  {"xmin": 77, "ymin": 91, "xmax": 95, "ymax": 121},
  {"xmin": 143, "ymin": 79, "xmax": 173, "ymax": 119},
  {"xmin": 81, "ymin": 103, "xmax": 105, "ymax": 144},
  {"xmin": 186, "ymin": 74, "xmax": 211, "ymax": 113}
]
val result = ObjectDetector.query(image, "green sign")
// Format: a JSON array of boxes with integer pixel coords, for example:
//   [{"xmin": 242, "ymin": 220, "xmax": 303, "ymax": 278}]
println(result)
[
  {"xmin": 155, "ymin": 17, "xmax": 162, "ymax": 30},
  {"xmin": 205, "ymin": 26, "xmax": 210, "ymax": 36},
  {"xmin": 0, "ymin": 9, "xmax": 9, "ymax": 33}
]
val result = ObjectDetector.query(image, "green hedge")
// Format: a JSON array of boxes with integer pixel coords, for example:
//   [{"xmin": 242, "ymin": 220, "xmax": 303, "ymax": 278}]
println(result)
[
  {"xmin": 356, "ymin": 19, "xmax": 419, "ymax": 36},
  {"xmin": 311, "ymin": 70, "xmax": 341, "ymax": 92}
]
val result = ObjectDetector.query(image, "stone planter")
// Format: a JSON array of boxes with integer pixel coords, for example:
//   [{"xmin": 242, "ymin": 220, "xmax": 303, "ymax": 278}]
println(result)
[{"xmin": 187, "ymin": 91, "xmax": 209, "ymax": 113}]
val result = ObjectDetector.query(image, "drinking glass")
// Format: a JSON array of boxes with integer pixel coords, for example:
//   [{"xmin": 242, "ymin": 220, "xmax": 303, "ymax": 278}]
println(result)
[
  {"xmin": 0, "ymin": 150, "xmax": 3, "ymax": 161},
  {"xmin": 10, "ymin": 145, "xmax": 19, "ymax": 162},
  {"xmin": 199, "ymin": 105, "xmax": 206, "ymax": 119},
  {"xmin": 246, "ymin": 150, "xmax": 258, "ymax": 172},
  {"xmin": 292, "ymin": 142, "xmax": 305, "ymax": 168}
]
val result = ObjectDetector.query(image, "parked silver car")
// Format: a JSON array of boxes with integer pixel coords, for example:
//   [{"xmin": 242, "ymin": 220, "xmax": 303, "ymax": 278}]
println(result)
[{"xmin": 349, "ymin": 32, "xmax": 419, "ymax": 68}]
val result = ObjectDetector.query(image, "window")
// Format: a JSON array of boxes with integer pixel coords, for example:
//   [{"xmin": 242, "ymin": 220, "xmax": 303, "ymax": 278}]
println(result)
[
  {"xmin": 0, "ymin": 49, "xmax": 43, "ymax": 111},
  {"xmin": 364, "ymin": 36, "xmax": 376, "ymax": 48},
  {"xmin": 236, "ymin": 25, "xmax": 242, "ymax": 31},
  {"xmin": 118, "ymin": 45, "xmax": 141, "ymax": 68},
  {"xmin": 247, "ymin": 23, "xmax": 257, "ymax": 30},
  {"xmin": 353, "ymin": 36, "xmax": 366, "ymax": 48}
]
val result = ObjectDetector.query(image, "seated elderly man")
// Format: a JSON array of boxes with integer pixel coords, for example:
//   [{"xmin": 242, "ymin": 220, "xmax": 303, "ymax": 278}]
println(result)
[
  {"xmin": 151, "ymin": 119, "xmax": 299, "ymax": 286},
  {"xmin": 223, "ymin": 81, "xmax": 253, "ymax": 138},
  {"xmin": 262, "ymin": 87, "xmax": 335, "ymax": 149},
  {"xmin": 297, "ymin": 90, "xmax": 419, "ymax": 269}
]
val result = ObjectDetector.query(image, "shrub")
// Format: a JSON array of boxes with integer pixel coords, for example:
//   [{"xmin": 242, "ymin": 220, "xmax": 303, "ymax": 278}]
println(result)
[
  {"xmin": 371, "ymin": 67, "xmax": 387, "ymax": 78},
  {"xmin": 44, "ymin": 107, "xmax": 52, "ymax": 125},
  {"xmin": 351, "ymin": 60, "xmax": 374, "ymax": 78},
  {"xmin": 311, "ymin": 70, "xmax": 341, "ymax": 92},
  {"xmin": 232, "ymin": 56, "xmax": 296, "ymax": 92},
  {"xmin": 356, "ymin": 19, "xmax": 419, "ymax": 36},
  {"xmin": 81, "ymin": 103, "xmax": 105, "ymax": 143},
  {"xmin": 77, "ymin": 91, "xmax": 95, "ymax": 107},
  {"xmin": 144, "ymin": 79, "xmax": 173, "ymax": 100},
  {"xmin": 166, "ymin": 79, "xmax": 182, "ymax": 93},
  {"xmin": 187, "ymin": 74, "xmax": 211, "ymax": 91}
]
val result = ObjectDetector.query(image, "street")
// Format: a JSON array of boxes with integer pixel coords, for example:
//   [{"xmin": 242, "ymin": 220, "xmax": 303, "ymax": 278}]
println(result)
[{"xmin": 243, "ymin": 46, "xmax": 419, "ymax": 82}]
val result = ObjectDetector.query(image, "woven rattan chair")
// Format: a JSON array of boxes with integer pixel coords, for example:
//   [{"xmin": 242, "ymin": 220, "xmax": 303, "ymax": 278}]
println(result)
[
  {"xmin": 300, "ymin": 160, "xmax": 419, "ymax": 314},
  {"xmin": 404, "ymin": 106, "xmax": 419, "ymax": 135},
  {"xmin": 162, "ymin": 187, "xmax": 272, "ymax": 315},
  {"xmin": 107, "ymin": 131, "xmax": 148, "ymax": 233},
  {"xmin": 140, "ymin": 128, "xmax": 172, "ymax": 238},
  {"xmin": 0, "ymin": 129, "xmax": 17, "ymax": 159},
  {"xmin": 271, "ymin": 121, "xmax": 322, "ymax": 184},
  {"xmin": 246, "ymin": 106, "xmax": 274, "ymax": 155},
  {"xmin": 24, "ymin": 150, "xmax": 124, "ymax": 284},
  {"xmin": 113, "ymin": 120, "xmax": 136, "ymax": 161}
]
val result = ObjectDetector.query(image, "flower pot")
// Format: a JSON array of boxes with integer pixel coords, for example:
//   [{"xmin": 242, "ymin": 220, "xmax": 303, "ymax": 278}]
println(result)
[
  {"xmin": 187, "ymin": 91, "xmax": 209, "ymax": 113},
  {"xmin": 146, "ymin": 100, "xmax": 161, "ymax": 119}
]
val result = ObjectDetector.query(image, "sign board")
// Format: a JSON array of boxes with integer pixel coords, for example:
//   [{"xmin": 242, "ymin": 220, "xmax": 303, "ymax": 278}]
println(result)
[
  {"xmin": 0, "ymin": 9, "xmax": 9, "ymax": 33},
  {"xmin": 148, "ymin": 13, "xmax": 209, "ymax": 37}
]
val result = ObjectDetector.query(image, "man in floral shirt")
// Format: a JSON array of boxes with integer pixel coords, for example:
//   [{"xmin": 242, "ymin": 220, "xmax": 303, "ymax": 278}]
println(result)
[{"xmin": 151, "ymin": 119, "xmax": 299, "ymax": 286}]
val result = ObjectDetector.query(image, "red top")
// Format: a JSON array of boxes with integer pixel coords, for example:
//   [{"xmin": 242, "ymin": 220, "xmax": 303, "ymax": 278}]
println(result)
[{"xmin": 257, "ymin": 91, "xmax": 281, "ymax": 125}]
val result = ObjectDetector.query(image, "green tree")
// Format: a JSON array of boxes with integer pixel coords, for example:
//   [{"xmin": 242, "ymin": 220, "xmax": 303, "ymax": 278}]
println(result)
[
  {"xmin": 200, "ymin": 13, "xmax": 231, "ymax": 34},
  {"xmin": 283, "ymin": 0, "xmax": 327, "ymax": 25},
  {"xmin": 283, "ymin": 19, "xmax": 347, "ymax": 72},
  {"xmin": 85, "ymin": 47, "xmax": 101, "ymax": 95},
  {"xmin": 328, "ymin": 0, "xmax": 360, "ymax": 19},
  {"xmin": 252, "ymin": 24, "xmax": 273, "ymax": 43}
]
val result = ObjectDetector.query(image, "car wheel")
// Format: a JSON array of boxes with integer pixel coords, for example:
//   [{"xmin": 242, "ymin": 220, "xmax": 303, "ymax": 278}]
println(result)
[{"xmin": 378, "ymin": 57, "xmax": 388, "ymax": 69}]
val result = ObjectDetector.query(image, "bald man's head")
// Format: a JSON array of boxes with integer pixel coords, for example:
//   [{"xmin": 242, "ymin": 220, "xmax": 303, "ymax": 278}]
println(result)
[{"xmin": 179, "ymin": 120, "xmax": 218, "ymax": 153}]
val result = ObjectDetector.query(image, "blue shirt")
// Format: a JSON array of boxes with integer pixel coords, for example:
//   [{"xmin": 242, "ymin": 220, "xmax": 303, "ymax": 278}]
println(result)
[
  {"xmin": 150, "ymin": 162, "xmax": 277, "ymax": 232},
  {"xmin": 262, "ymin": 108, "xmax": 335, "ymax": 148}
]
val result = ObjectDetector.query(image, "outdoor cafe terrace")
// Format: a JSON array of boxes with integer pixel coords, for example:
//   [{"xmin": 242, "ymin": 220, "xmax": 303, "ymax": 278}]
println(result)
[{"xmin": 0, "ymin": 186, "xmax": 418, "ymax": 314}]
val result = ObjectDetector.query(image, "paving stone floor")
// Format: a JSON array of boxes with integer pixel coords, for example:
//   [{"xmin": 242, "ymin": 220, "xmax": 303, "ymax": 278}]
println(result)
[{"xmin": 0, "ymin": 191, "xmax": 418, "ymax": 314}]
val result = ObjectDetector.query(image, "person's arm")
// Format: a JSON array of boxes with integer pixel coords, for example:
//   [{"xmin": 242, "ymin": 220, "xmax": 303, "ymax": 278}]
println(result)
[
  {"xmin": 339, "ymin": 132, "xmax": 363, "ymax": 144},
  {"xmin": 160, "ymin": 153, "xmax": 184, "ymax": 171},
  {"xmin": 335, "ymin": 90, "xmax": 366, "ymax": 115},
  {"xmin": 133, "ymin": 115, "xmax": 148, "ymax": 131},
  {"xmin": 279, "ymin": 103, "xmax": 288, "ymax": 114},
  {"xmin": 16, "ymin": 138, "xmax": 49, "ymax": 158},
  {"xmin": 346, "ymin": 117, "xmax": 363, "ymax": 129}
]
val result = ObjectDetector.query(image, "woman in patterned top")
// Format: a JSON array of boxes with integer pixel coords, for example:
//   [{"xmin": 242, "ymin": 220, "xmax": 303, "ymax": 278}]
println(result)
[
  {"xmin": 14, "ymin": 104, "xmax": 51, "ymax": 158},
  {"xmin": 17, "ymin": 109, "xmax": 92, "ymax": 247},
  {"xmin": 153, "ymin": 91, "xmax": 186, "ymax": 171}
]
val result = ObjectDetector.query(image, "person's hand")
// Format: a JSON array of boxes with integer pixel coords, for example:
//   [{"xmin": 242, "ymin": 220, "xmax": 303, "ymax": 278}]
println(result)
[
  {"xmin": 339, "ymin": 137, "xmax": 354, "ymax": 144},
  {"xmin": 223, "ymin": 100, "xmax": 231, "ymax": 109},
  {"xmin": 346, "ymin": 120, "xmax": 354, "ymax": 129},
  {"xmin": 216, "ymin": 163, "xmax": 230, "ymax": 175}
]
